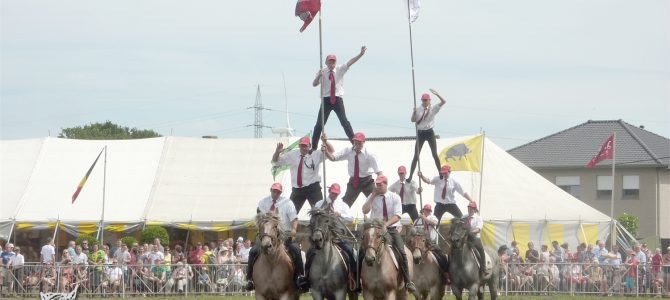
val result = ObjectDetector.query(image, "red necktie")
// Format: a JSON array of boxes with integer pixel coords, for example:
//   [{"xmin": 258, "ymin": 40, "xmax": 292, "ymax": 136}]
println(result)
[
  {"xmin": 353, "ymin": 152, "xmax": 360, "ymax": 188},
  {"xmin": 270, "ymin": 200, "xmax": 276, "ymax": 213},
  {"xmin": 329, "ymin": 71, "xmax": 336, "ymax": 104},
  {"xmin": 417, "ymin": 107, "xmax": 429, "ymax": 124},
  {"xmin": 297, "ymin": 155, "xmax": 304, "ymax": 187},
  {"xmin": 424, "ymin": 220, "xmax": 429, "ymax": 232},
  {"xmin": 399, "ymin": 183, "xmax": 405, "ymax": 203},
  {"xmin": 441, "ymin": 180, "xmax": 448, "ymax": 200},
  {"xmin": 467, "ymin": 216, "xmax": 472, "ymax": 226},
  {"xmin": 381, "ymin": 195, "xmax": 388, "ymax": 221}
]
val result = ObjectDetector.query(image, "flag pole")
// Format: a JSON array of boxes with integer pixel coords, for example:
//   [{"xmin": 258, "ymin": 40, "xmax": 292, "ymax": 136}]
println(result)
[
  {"xmin": 610, "ymin": 132, "xmax": 616, "ymax": 247},
  {"xmin": 407, "ymin": 0, "xmax": 423, "ymax": 208},
  {"xmin": 477, "ymin": 132, "xmax": 486, "ymax": 212},
  {"xmin": 318, "ymin": 6, "xmax": 328, "ymax": 201},
  {"xmin": 101, "ymin": 145, "xmax": 107, "ymax": 246}
]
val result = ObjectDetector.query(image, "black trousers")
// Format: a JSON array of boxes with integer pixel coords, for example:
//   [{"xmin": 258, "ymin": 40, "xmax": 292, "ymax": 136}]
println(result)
[
  {"xmin": 290, "ymin": 182, "xmax": 323, "ymax": 212},
  {"xmin": 246, "ymin": 238, "xmax": 305, "ymax": 284},
  {"xmin": 402, "ymin": 204, "xmax": 419, "ymax": 223},
  {"xmin": 469, "ymin": 235, "xmax": 486, "ymax": 270},
  {"xmin": 311, "ymin": 96, "xmax": 355, "ymax": 150},
  {"xmin": 426, "ymin": 239, "xmax": 449, "ymax": 273},
  {"xmin": 342, "ymin": 176, "xmax": 374, "ymax": 207},
  {"xmin": 408, "ymin": 128, "xmax": 441, "ymax": 180},
  {"xmin": 434, "ymin": 203, "xmax": 462, "ymax": 224}
]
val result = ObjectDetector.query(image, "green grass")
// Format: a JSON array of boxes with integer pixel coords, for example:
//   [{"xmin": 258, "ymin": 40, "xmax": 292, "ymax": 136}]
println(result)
[{"xmin": 2, "ymin": 295, "xmax": 644, "ymax": 300}]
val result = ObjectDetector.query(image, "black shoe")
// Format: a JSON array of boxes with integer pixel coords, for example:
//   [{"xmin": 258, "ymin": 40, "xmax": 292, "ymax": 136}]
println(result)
[
  {"xmin": 406, "ymin": 281, "xmax": 417, "ymax": 292},
  {"xmin": 296, "ymin": 275, "xmax": 310, "ymax": 292},
  {"xmin": 245, "ymin": 280, "xmax": 255, "ymax": 291},
  {"xmin": 405, "ymin": 178, "xmax": 412, "ymax": 183}
]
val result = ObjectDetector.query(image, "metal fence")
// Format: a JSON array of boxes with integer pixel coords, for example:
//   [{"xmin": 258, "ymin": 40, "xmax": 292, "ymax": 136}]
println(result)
[
  {"xmin": 0, "ymin": 262, "xmax": 251, "ymax": 297},
  {"xmin": 2, "ymin": 261, "xmax": 669, "ymax": 297}
]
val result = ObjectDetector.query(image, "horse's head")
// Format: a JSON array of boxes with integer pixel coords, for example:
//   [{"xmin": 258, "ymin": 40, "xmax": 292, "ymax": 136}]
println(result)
[
  {"xmin": 256, "ymin": 213, "xmax": 282, "ymax": 254},
  {"xmin": 308, "ymin": 208, "xmax": 335, "ymax": 250},
  {"xmin": 448, "ymin": 217, "xmax": 468, "ymax": 250},
  {"xmin": 361, "ymin": 219, "xmax": 386, "ymax": 266},
  {"xmin": 408, "ymin": 227, "xmax": 428, "ymax": 264}
]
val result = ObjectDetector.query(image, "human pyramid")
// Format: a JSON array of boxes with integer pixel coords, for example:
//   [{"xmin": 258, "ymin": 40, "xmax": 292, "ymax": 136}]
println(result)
[{"xmin": 246, "ymin": 11, "xmax": 483, "ymax": 297}]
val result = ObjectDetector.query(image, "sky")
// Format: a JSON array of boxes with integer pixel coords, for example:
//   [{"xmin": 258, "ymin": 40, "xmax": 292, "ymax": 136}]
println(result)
[{"xmin": 1, "ymin": 0, "xmax": 668, "ymax": 149}]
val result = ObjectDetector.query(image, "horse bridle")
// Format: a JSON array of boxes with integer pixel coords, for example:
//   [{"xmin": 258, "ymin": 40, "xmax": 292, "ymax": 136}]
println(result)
[
  {"xmin": 259, "ymin": 219, "xmax": 280, "ymax": 246},
  {"xmin": 450, "ymin": 221, "xmax": 468, "ymax": 250},
  {"xmin": 363, "ymin": 225, "xmax": 387, "ymax": 264}
]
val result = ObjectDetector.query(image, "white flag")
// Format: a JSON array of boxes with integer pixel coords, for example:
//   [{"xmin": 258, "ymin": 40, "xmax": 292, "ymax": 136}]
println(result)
[{"xmin": 406, "ymin": 0, "xmax": 421, "ymax": 22}]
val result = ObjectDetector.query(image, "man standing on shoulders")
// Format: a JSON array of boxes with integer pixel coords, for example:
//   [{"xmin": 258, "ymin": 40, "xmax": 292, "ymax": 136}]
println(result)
[
  {"xmin": 245, "ymin": 183, "xmax": 307, "ymax": 292},
  {"xmin": 406, "ymin": 89, "xmax": 447, "ymax": 183},
  {"xmin": 389, "ymin": 165, "xmax": 420, "ymax": 222},
  {"xmin": 418, "ymin": 165, "xmax": 476, "ymax": 224},
  {"xmin": 361, "ymin": 175, "xmax": 416, "ymax": 292},
  {"xmin": 327, "ymin": 132, "xmax": 382, "ymax": 207},
  {"xmin": 311, "ymin": 46, "xmax": 367, "ymax": 150},
  {"xmin": 272, "ymin": 134, "xmax": 334, "ymax": 212}
]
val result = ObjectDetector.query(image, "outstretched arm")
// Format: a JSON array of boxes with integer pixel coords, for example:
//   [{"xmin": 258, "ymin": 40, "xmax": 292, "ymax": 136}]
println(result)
[
  {"xmin": 271, "ymin": 142, "xmax": 284, "ymax": 163},
  {"xmin": 346, "ymin": 46, "xmax": 367, "ymax": 68},
  {"xmin": 430, "ymin": 88, "xmax": 446, "ymax": 106},
  {"xmin": 418, "ymin": 171, "xmax": 431, "ymax": 184}
]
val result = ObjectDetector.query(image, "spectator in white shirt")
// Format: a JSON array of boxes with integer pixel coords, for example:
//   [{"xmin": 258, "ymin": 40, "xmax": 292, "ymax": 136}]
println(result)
[
  {"xmin": 40, "ymin": 237, "xmax": 56, "ymax": 265},
  {"xmin": 72, "ymin": 246, "xmax": 88, "ymax": 266},
  {"xmin": 239, "ymin": 240, "xmax": 251, "ymax": 263},
  {"xmin": 406, "ymin": 88, "xmax": 447, "ymax": 183},
  {"xmin": 9, "ymin": 246, "xmax": 25, "ymax": 289},
  {"xmin": 327, "ymin": 132, "xmax": 382, "ymax": 207}
]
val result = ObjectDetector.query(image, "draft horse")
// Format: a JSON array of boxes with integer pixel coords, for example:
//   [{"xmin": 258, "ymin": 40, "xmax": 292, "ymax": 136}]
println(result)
[
  {"xmin": 253, "ymin": 213, "xmax": 298, "ymax": 300},
  {"xmin": 407, "ymin": 228, "xmax": 445, "ymax": 300}
]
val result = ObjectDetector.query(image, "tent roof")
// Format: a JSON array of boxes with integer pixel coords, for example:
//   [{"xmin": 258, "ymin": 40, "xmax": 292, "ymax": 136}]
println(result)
[{"xmin": 0, "ymin": 136, "xmax": 610, "ymax": 226}]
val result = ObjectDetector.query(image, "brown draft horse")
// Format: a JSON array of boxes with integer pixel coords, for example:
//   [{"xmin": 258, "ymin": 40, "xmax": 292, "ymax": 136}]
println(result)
[
  {"xmin": 253, "ymin": 213, "xmax": 298, "ymax": 300},
  {"xmin": 360, "ymin": 219, "xmax": 416, "ymax": 300},
  {"xmin": 407, "ymin": 228, "xmax": 445, "ymax": 300}
]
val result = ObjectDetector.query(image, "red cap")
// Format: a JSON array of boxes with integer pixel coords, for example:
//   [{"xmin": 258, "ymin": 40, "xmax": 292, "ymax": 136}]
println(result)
[
  {"xmin": 326, "ymin": 54, "xmax": 337, "ymax": 61},
  {"xmin": 468, "ymin": 202, "xmax": 478, "ymax": 210},
  {"xmin": 422, "ymin": 204, "xmax": 432, "ymax": 211},
  {"xmin": 299, "ymin": 137, "xmax": 310, "ymax": 146},
  {"xmin": 352, "ymin": 132, "xmax": 366, "ymax": 142},
  {"xmin": 328, "ymin": 183, "xmax": 341, "ymax": 195},
  {"xmin": 440, "ymin": 165, "xmax": 451, "ymax": 174},
  {"xmin": 375, "ymin": 175, "xmax": 388, "ymax": 184},
  {"xmin": 421, "ymin": 93, "xmax": 431, "ymax": 101},
  {"xmin": 397, "ymin": 166, "xmax": 407, "ymax": 174},
  {"xmin": 271, "ymin": 183, "xmax": 283, "ymax": 192}
]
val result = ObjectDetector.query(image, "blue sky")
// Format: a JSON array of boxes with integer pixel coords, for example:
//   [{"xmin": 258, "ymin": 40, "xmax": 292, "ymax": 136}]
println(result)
[{"xmin": 1, "ymin": 0, "xmax": 668, "ymax": 149}]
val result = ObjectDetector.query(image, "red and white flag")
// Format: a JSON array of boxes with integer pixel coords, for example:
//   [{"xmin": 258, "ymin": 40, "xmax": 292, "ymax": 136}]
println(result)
[
  {"xmin": 295, "ymin": 0, "xmax": 321, "ymax": 32},
  {"xmin": 586, "ymin": 134, "xmax": 614, "ymax": 168}
]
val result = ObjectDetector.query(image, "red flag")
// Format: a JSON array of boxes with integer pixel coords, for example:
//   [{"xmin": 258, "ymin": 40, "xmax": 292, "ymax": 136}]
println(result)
[
  {"xmin": 295, "ymin": 0, "xmax": 320, "ymax": 32},
  {"xmin": 586, "ymin": 134, "xmax": 614, "ymax": 169},
  {"xmin": 72, "ymin": 148, "xmax": 104, "ymax": 203}
]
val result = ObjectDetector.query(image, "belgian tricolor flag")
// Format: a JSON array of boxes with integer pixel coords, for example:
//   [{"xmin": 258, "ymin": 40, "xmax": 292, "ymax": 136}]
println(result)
[{"xmin": 72, "ymin": 148, "xmax": 104, "ymax": 203}]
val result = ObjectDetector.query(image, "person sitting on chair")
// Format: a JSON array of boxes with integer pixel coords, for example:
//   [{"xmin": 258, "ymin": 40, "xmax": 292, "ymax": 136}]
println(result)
[
  {"xmin": 464, "ymin": 201, "xmax": 486, "ymax": 276},
  {"xmin": 245, "ymin": 183, "xmax": 308, "ymax": 292}
]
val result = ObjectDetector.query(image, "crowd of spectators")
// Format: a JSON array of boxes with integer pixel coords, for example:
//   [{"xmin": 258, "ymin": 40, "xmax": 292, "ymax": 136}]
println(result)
[
  {"xmin": 497, "ymin": 240, "xmax": 670, "ymax": 297},
  {"xmin": 0, "ymin": 236, "xmax": 253, "ymax": 297}
]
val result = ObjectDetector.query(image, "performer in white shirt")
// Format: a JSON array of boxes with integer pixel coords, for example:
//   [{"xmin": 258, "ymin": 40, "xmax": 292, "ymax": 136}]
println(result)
[
  {"xmin": 413, "ymin": 204, "xmax": 449, "ymax": 274},
  {"xmin": 272, "ymin": 134, "xmax": 334, "ymax": 212},
  {"xmin": 245, "ymin": 183, "xmax": 307, "ymax": 292},
  {"xmin": 388, "ymin": 165, "xmax": 421, "ymax": 222},
  {"xmin": 464, "ymin": 202, "xmax": 486, "ymax": 275},
  {"xmin": 418, "ymin": 164, "xmax": 476, "ymax": 223},
  {"xmin": 327, "ymin": 132, "xmax": 382, "ymax": 207},
  {"xmin": 406, "ymin": 89, "xmax": 447, "ymax": 183}
]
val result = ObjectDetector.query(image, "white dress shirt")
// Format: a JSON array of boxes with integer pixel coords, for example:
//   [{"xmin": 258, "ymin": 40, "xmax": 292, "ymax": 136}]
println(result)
[
  {"xmin": 464, "ymin": 213, "xmax": 484, "ymax": 238},
  {"xmin": 40, "ymin": 244, "xmax": 55, "ymax": 264},
  {"xmin": 430, "ymin": 176, "xmax": 466, "ymax": 204},
  {"xmin": 318, "ymin": 64, "xmax": 350, "ymax": 97},
  {"xmin": 413, "ymin": 103, "xmax": 444, "ymax": 131},
  {"xmin": 258, "ymin": 196, "xmax": 298, "ymax": 231},
  {"xmin": 8, "ymin": 253, "xmax": 24, "ymax": 268},
  {"xmin": 315, "ymin": 197, "xmax": 354, "ymax": 223},
  {"xmin": 274, "ymin": 149, "xmax": 324, "ymax": 188},
  {"xmin": 388, "ymin": 180, "xmax": 418, "ymax": 205},
  {"xmin": 414, "ymin": 214, "xmax": 439, "ymax": 242},
  {"xmin": 368, "ymin": 191, "xmax": 403, "ymax": 229},
  {"xmin": 333, "ymin": 147, "xmax": 381, "ymax": 178}
]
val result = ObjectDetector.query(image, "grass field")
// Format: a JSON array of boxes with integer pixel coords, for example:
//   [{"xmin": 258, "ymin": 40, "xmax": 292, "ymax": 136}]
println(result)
[{"xmin": 3, "ymin": 295, "xmax": 647, "ymax": 300}]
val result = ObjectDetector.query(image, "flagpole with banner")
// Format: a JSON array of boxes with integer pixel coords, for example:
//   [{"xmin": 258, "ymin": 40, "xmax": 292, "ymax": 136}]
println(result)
[
  {"xmin": 585, "ymin": 133, "xmax": 616, "ymax": 246},
  {"xmin": 406, "ymin": 0, "xmax": 423, "ymax": 207}
]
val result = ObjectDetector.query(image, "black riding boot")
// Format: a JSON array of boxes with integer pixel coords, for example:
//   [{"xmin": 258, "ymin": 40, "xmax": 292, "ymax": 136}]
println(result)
[
  {"xmin": 285, "ymin": 240, "xmax": 308, "ymax": 292},
  {"xmin": 388, "ymin": 229, "xmax": 415, "ymax": 292},
  {"xmin": 245, "ymin": 245, "xmax": 260, "ymax": 290},
  {"xmin": 472, "ymin": 237, "xmax": 486, "ymax": 275},
  {"xmin": 337, "ymin": 241, "xmax": 357, "ymax": 290},
  {"xmin": 303, "ymin": 246, "xmax": 318, "ymax": 289}
]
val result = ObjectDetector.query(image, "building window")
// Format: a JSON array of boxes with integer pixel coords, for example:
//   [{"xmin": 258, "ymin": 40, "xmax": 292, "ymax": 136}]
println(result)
[
  {"xmin": 597, "ymin": 176, "xmax": 612, "ymax": 199},
  {"xmin": 556, "ymin": 176, "xmax": 581, "ymax": 199},
  {"xmin": 622, "ymin": 175, "xmax": 640, "ymax": 199}
]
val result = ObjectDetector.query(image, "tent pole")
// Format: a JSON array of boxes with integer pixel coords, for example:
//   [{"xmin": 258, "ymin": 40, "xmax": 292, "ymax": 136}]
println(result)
[
  {"xmin": 477, "ymin": 132, "xmax": 486, "ymax": 211},
  {"xmin": 101, "ymin": 145, "xmax": 107, "ymax": 246},
  {"xmin": 9, "ymin": 220, "xmax": 16, "ymax": 245},
  {"xmin": 610, "ymin": 132, "xmax": 616, "ymax": 247}
]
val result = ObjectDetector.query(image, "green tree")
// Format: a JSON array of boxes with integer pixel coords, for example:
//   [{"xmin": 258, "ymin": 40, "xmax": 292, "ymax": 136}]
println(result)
[
  {"xmin": 140, "ymin": 226, "xmax": 169, "ymax": 246},
  {"xmin": 120, "ymin": 236, "xmax": 138, "ymax": 248},
  {"xmin": 617, "ymin": 213, "xmax": 639, "ymax": 238},
  {"xmin": 76, "ymin": 234, "xmax": 99, "ymax": 247},
  {"xmin": 59, "ymin": 121, "xmax": 161, "ymax": 140}
]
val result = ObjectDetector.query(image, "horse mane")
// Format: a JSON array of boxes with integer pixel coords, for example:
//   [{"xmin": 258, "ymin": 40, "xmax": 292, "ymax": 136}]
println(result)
[
  {"xmin": 255, "ymin": 213, "xmax": 288, "ymax": 240},
  {"xmin": 309, "ymin": 208, "xmax": 349, "ymax": 240},
  {"xmin": 363, "ymin": 218, "xmax": 386, "ymax": 230}
]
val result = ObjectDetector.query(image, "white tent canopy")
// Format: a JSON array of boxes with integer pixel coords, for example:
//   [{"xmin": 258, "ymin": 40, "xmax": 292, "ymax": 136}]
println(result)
[{"xmin": 1, "ymin": 136, "xmax": 612, "ymax": 250}]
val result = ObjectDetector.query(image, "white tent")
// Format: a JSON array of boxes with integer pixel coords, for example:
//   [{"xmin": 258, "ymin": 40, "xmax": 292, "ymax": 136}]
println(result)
[{"xmin": 0, "ymin": 136, "xmax": 612, "ymax": 252}]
